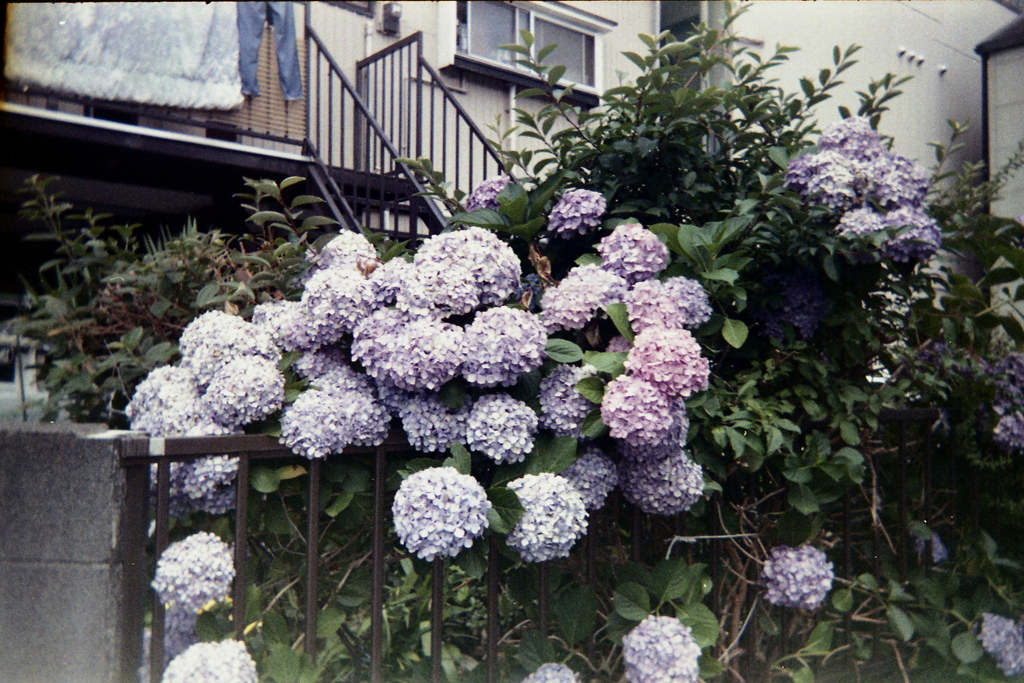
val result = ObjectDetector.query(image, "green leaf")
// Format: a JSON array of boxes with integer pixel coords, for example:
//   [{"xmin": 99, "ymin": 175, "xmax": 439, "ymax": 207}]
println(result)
[
  {"xmin": 614, "ymin": 582, "xmax": 651, "ymax": 621},
  {"xmin": 580, "ymin": 409, "xmax": 609, "ymax": 438},
  {"xmin": 887, "ymin": 605, "xmax": 915, "ymax": 642},
  {"xmin": 791, "ymin": 665, "xmax": 815, "ymax": 683},
  {"xmin": 251, "ymin": 466, "xmax": 282, "ymax": 493},
  {"xmin": 576, "ymin": 253, "xmax": 602, "ymax": 267},
  {"xmin": 839, "ymin": 421, "xmax": 860, "ymax": 446},
  {"xmin": 317, "ymin": 606, "xmax": 346, "ymax": 638},
  {"xmin": 444, "ymin": 443, "xmax": 472, "ymax": 475},
  {"xmin": 803, "ymin": 621, "xmax": 834, "ymax": 654},
  {"xmin": 300, "ymin": 215, "xmax": 338, "ymax": 231},
  {"xmin": 768, "ymin": 147, "xmax": 790, "ymax": 170},
  {"xmin": 677, "ymin": 603, "xmax": 719, "ymax": 648},
  {"xmin": 516, "ymin": 631, "xmax": 556, "ymax": 673},
  {"xmin": 528, "ymin": 433, "xmax": 578, "ymax": 475},
  {"xmin": 486, "ymin": 487, "xmax": 524, "ymax": 533},
  {"xmin": 951, "ymin": 631, "xmax": 983, "ymax": 664},
  {"xmin": 651, "ymin": 559, "xmax": 707, "ymax": 604},
  {"xmin": 832, "ymin": 589, "xmax": 853, "ymax": 612},
  {"xmin": 583, "ymin": 351, "xmax": 627, "ymax": 376},
  {"xmin": 280, "ymin": 176, "xmax": 306, "ymax": 190},
  {"xmin": 575, "ymin": 376, "xmax": 605, "ymax": 404},
  {"xmin": 248, "ymin": 211, "xmax": 288, "ymax": 224},
  {"xmin": 324, "ymin": 492, "xmax": 354, "ymax": 517},
  {"xmin": 545, "ymin": 338, "xmax": 584, "ymax": 363},
  {"xmin": 554, "ymin": 585, "xmax": 597, "ymax": 646},
  {"xmin": 604, "ymin": 302, "xmax": 634, "ymax": 342},
  {"xmin": 438, "ymin": 380, "xmax": 466, "ymax": 410},
  {"xmin": 722, "ymin": 318, "xmax": 749, "ymax": 349},
  {"xmin": 789, "ymin": 484, "xmax": 820, "ymax": 515}
]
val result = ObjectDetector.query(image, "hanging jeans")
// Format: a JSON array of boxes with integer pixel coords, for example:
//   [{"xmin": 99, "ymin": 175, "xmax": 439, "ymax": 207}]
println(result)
[{"xmin": 237, "ymin": 2, "xmax": 303, "ymax": 100}]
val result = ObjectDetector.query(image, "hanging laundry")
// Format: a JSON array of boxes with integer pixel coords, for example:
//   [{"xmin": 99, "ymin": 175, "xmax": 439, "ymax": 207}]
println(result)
[{"xmin": 237, "ymin": 2, "xmax": 303, "ymax": 101}]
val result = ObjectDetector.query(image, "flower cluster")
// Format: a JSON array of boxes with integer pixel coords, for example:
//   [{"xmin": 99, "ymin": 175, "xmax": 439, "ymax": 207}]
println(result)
[
  {"xmin": 399, "ymin": 395, "xmax": 469, "ymax": 452},
  {"xmin": 179, "ymin": 311, "xmax": 280, "ymax": 388},
  {"xmin": 912, "ymin": 529, "xmax": 949, "ymax": 565},
  {"xmin": 596, "ymin": 223, "xmax": 670, "ymax": 284},
  {"xmin": 548, "ymin": 189, "xmax": 607, "ymax": 237},
  {"xmin": 621, "ymin": 616, "xmax": 701, "ymax": 683},
  {"xmin": 620, "ymin": 450, "xmax": 704, "ymax": 516},
  {"xmin": 751, "ymin": 271, "xmax": 829, "ymax": 341},
  {"xmin": 993, "ymin": 412, "xmax": 1024, "ymax": 453},
  {"xmin": 625, "ymin": 277, "xmax": 711, "ymax": 334},
  {"xmin": 465, "ymin": 394, "xmax": 538, "ymax": 464},
  {"xmin": 559, "ymin": 448, "xmax": 618, "ymax": 510},
  {"xmin": 761, "ymin": 545, "xmax": 834, "ymax": 610},
  {"xmin": 465, "ymin": 175, "xmax": 512, "ymax": 212},
  {"xmin": 506, "ymin": 473, "xmax": 588, "ymax": 563},
  {"xmin": 392, "ymin": 467, "xmax": 491, "ymax": 561},
  {"xmin": 523, "ymin": 663, "xmax": 581, "ymax": 683},
  {"xmin": 306, "ymin": 230, "xmax": 377, "ymax": 273},
  {"xmin": 354, "ymin": 315, "xmax": 466, "ymax": 391},
  {"xmin": 280, "ymin": 390, "xmax": 352, "ymax": 459},
  {"xmin": 301, "ymin": 268, "xmax": 377, "ymax": 347},
  {"xmin": 882, "ymin": 206, "xmax": 942, "ymax": 263},
  {"xmin": 162, "ymin": 640, "xmax": 258, "ymax": 683},
  {"xmin": 462, "ymin": 307, "xmax": 547, "ymax": 387},
  {"xmin": 181, "ymin": 456, "xmax": 239, "ymax": 515},
  {"xmin": 601, "ymin": 375, "xmax": 674, "ymax": 446},
  {"xmin": 980, "ymin": 612, "xmax": 1024, "ymax": 677},
  {"xmin": 127, "ymin": 366, "xmax": 213, "ymax": 437},
  {"xmin": 541, "ymin": 265, "xmax": 629, "ymax": 331},
  {"xmin": 539, "ymin": 364, "xmax": 598, "ymax": 437},
  {"xmin": 414, "ymin": 227, "xmax": 521, "ymax": 307},
  {"xmin": 152, "ymin": 532, "xmax": 234, "ymax": 614},
  {"xmin": 625, "ymin": 327, "xmax": 710, "ymax": 399},
  {"xmin": 251, "ymin": 299, "xmax": 315, "ymax": 352},
  {"xmin": 203, "ymin": 356, "xmax": 285, "ymax": 428}
]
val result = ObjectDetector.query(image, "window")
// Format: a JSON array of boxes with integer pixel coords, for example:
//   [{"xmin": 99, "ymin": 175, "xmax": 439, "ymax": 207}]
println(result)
[
  {"xmin": 455, "ymin": 1, "xmax": 608, "ymax": 90},
  {"xmin": 324, "ymin": 1, "xmax": 375, "ymax": 18}
]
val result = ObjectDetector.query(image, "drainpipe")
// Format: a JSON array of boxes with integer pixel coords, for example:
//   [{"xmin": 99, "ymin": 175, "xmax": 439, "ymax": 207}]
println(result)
[{"xmin": 365, "ymin": 20, "xmax": 373, "ymax": 60}]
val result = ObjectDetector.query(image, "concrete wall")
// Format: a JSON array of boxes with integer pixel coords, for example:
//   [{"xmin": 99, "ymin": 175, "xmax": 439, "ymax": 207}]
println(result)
[
  {"xmin": 0, "ymin": 423, "xmax": 143, "ymax": 683},
  {"xmin": 988, "ymin": 44, "xmax": 1024, "ymax": 218},
  {"xmin": 730, "ymin": 1, "xmax": 1017, "ymax": 172}
]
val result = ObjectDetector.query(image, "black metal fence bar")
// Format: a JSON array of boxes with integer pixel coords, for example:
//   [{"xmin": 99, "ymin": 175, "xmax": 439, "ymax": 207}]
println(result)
[
  {"xmin": 233, "ymin": 455, "xmax": 251, "ymax": 641},
  {"xmin": 305, "ymin": 458, "xmax": 322, "ymax": 657},
  {"xmin": 371, "ymin": 445, "xmax": 386, "ymax": 683},
  {"xmin": 432, "ymin": 559, "xmax": 445, "ymax": 683}
]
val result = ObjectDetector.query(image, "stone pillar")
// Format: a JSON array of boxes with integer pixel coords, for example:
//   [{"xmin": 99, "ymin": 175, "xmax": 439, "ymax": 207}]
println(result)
[{"xmin": 0, "ymin": 423, "xmax": 148, "ymax": 683}]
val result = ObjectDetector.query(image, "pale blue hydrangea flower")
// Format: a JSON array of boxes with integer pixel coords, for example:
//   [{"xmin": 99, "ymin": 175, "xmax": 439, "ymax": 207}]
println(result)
[
  {"xmin": 179, "ymin": 311, "xmax": 280, "ymax": 388},
  {"xmin": 784, "ymin": 151, "xmax": 860, "ymax": 211},
  {"xmin": 622, "ymin": 616, "xmax": 701, "ymax": 683},
  {"xmin": 368, "ymin": 257, "xmax": 416, "ymax": 306},
  {"xmin": 993, "ymin": 412, "xmax": 1024, "ymax": 453},
  {"xmin": 507, "ymin": 473, "xmax": 588, "ymax": 563},
  {"xmin": 559, "ymin": 448, "xmax": 618, "ymax": 510},
  {"xmin": 883, "ymin": 206, "xmax": 941, "ymax": 263},
  {"xmin": 392, "ymin": 467, "xmax": 491, "ymax": 561},
  {"xmin": 523, "ymin": 663, "xmax": 581, "ymax": 683},
  {"xmin": 465, "ymin": 394, "xmax": 538, "ymax": 464},
  {"xmin": 539, "ymin": 364, "xmax": 598, "ymax": 437},
  {"xmin": 128, "ymin": 366, "xmax": 208, "ymax": 437},
  {"xmin": 373, "ymin": 378, "xmax": 423, "ymax": 417},
  {"xmin": 292, "ymin": 345, "xmax": 349, "ymax": 381},
  {"xmin": 314, "ymin": 368, "xmax": 391, "ymax": 447},
  {"xmin": 541, "ymin": 265, "xmax": 629, "ymax": 332},
  {"xmin": 596, "ymin": 223, "xmax": 670, "ymax": 284},
  {"xmin": 163, "ymin": 606, "xmax": 200, "ymax": 664},
  {"xmin": 607, "ymin": 335, "xmax": 632, "ymax": 353},
  {"xmin": 817, "ymin": 116, "xmax": 885, "ymax": 162},
  {"xmin": 181, "ymin": 456, "xmax": 238, "ymax": 516},
  {"xmin": 462, "ymin": 307, "xmax": 547, "ymax": 387},
  {"xmin": 761, "ymin": 545, "xmax": 834, "ymax": 610},
  {"xmin": 315, "ymin": 364, "xmax": 375, "ymax": 394},
  {"xmin": 465, "ymin": 175, "xmax": 512, "ymax": 212},
  {"xmin": 980, "ymin": 612, "xmax": 1024, "ymax": 677},
  {"xmin": 625, "ymin": 277, "xmax": 712, "ymax": 334},
  {"xmin": 751, "ymin": 271, "xmax": 829, "ymax": 341},
  {"xmin": 300, "ymin": 267, "xmax": 378, "ymax": 347},
  {"xmin": 280, "ymin": 390, "xmax": 351, "ymax": 459},
  {"xmin": 626, "ymin": 327, "xmax": 710, "ymax": 400},
  {"xmin": 152, "ymin": 532, "xmax": 234, "ymax": 614},
  {"xmin": 251, "ymin": 299, "xmax": 316, "ymax": 352},
  {"xmin": 204, "ymin": 356, "xmax": 285, "ymax": 428},
  {"xmin": 619, "ymin": 450, "xmax": 704, "ymax": 516},
  {"xmin": 836, "ymin": 207, "xmax": 886, "ymax": 239},
  {"xmin": 395, "ymin": 259, "xmax": 482, "ymax": 318},
  {"xmin": 548, "ymin": 189, "xmax": 607, "ymax": 238},
  {"xmin": 399, "ymin": 395, "xmax": 469, "ymax": 453},
  {"xmin": 353, "ymin": 311, "xmax": 466, "ymax": 392},
  {"xmin": 414, "ymin": 227, "xmax": 522, "ymax": 307},
  {"xmin": 602, "ymin": 375, "xmax": 674, "ymax": 447},
  {"xmin": 870, "ymin": 153, "xmax": 930, "ymax": 209},
  {"xmin": 306, "ymin": 230, "xmax": 377, "ymax": 274},
  {"xmin": 162, "ymin": 639, "xmax": 258, "ymax": 683}
]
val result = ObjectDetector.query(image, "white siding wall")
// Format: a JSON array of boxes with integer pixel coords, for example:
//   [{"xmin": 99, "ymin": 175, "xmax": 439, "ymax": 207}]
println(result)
[
  {"xmin": 989, "ymin": 45, "xmax": 1024, "ymax": 218},
  {"xmin": 730, "ymin": 1, "xmax": 1016, "ymax": 173}
]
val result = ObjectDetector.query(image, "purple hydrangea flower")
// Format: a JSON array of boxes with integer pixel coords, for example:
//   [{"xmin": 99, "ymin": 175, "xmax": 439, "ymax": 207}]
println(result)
[
  {"xmin": 761, "ymin": 545, "xmax": 834, "ymax": 610},
  {"xmin": 622, "ymin": 616, "xmax": 701, "ymax": 683},
  {"xmin": 548, "ymin": 189, "xmax": 607, "ymax": 238},
  {"xmin": 836, "ymin": 207, "xmax": 886, "ymax": 239},
  {"xmin": 353, "ymin": 313, "xmax": 466, "ymax": 392},
  {"xmin": 618, "ymin": 401, "xmax": 691, "ymax": 462},
  {"xmin": 162, "ymin": 639, "xmax": 258, "ymax": 683},
  {"xmin": 602, "ymin": 375, "xmax": 674, "ymax": 446},
  {"xmin": 606, "ymin": 335, "xmax": 632, "ymax": 353},
  {"xmin": 993, "ymin": 412, "xmax": 1024, "ymax": 453},
  {"xmin": 373, "ymin": 378, "xmax": 423, "ymax": 417},
  {"xmin": 179, "ymin": 311, "xmax": 281, "ymax": 388},
  {"xmin": 462, "ymin": 307, "xmax": 547, "ymax": 387},
  {"xmin": 619, "ymin": 450, "xmax": 704, "ymax": 516},
  {"xmin": 817, "ymin": 116, "xmax": 885, "ymax": 162},
  {"xmin": 203, "ymin": 356, "xmax": 285, "ymax": 428},
  {"xmin": 596, "ymin": 223, "xmax": 670, "ymax": 284},
  {"xmin": 128, "ymin": 366, "xmax": 210, "ymax": 437},
  {"xmin": 305, "ymin": 230, "xmax": 377, "ymax": 274},
  {"xmin": 625, "ymin": 327, "xmax": 710, "ymax": 399},
  {"xmin": 465, "ymin": 394, "xmax": 538, "ymax": 464},
  {"xmin": 399, "ymin": 394, "xmax": 469, "ymax": 453},
  {"xmin": 368, "ymin": 257, "xmax": 416, "ymax": 306},
  {"xmin": 625, "ymin": 277, "xmax": 712, "ymax": 334},
  {"xmin": 539, "ymin": 364, "xmax": 598, "ymax": 437},
  {"xmin": 870, "ymin": 153, "xmax": 930, "ymax": 209},
  {"xmin": 251, "ymin": 300, "xmax": 316, "ymax": 352},
  {"xmin": 392, "ymin": 467, "xmax": 491, "ymax": 561},
  {"xmin": 912, "ymin": 529, "xmax": 949, "ymax": 565},
  {"xmin": 507, "ymin": 473, "xmax": 588, "ymax": 563},
  {"xmin": 883, "ymin": 206, "xmax": 941, "ymax": 262},
  {"xmin": 396, "ymin": 259, "xmax": 482, "ymax": 318},
  {"xmin": 314, "ymin": 373, "xmax": 391, "ymax": 448},
  {"xmin": 280, "ymin": 390, "xmax": 352, "ymax": 459},
  {"xmin": 559, "ymin": 448, "xmax": 618, "ymax": 510},
  {"xmin": 465, "ymin": 175, "xmax": 512, "ymax": 212},
  {"xmin": 152, "ymin": 532, "xmax": 234, "ymax": 614},
  {"xmin": 181, "ymin": 456, "xmax": 238, "ymax": 516},
  {"xmin": 162, "ymin": 606, "xmax": 200, "ymax": 665},
  {"xmin": 751, "ymin": 271, "xmax": 829, "ymax": 341},
  {"xmin": 980, "ymin": 612, "xmax": 1024, "ymax": 677},
  {"xmin": 523, "ymin": 663, "xmax": 581, "ymax": 683},
  {"xmin": 300, "ymin": 267, "xmax": 378, "ymax": 347},
  {"xmin": 541, "ymin": 265, "xmax": 629, "ymax": 331},
  {"xmin": 414, "ymin": 227, "xmax": 522, "ymax": 307},
  {"xmin": 784, "ymin": 151, "xmax": 860, "ymax": 211},
  {"xmin": 292, "ymin": 345, "xmax": 349, "ymax": 381},
  {"xmin": 995, "ymin": 353, "xmax": 1024, "ymax": 408}
]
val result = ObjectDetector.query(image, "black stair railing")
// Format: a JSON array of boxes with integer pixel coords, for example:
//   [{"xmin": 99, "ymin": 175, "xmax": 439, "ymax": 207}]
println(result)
[
  {"xmin": 304, "ymin": 26, "xmax": 447, "ymax": 238},
  {"xmin": 356, "ymin": 32, "xmax": 504, "ymax": 204}
]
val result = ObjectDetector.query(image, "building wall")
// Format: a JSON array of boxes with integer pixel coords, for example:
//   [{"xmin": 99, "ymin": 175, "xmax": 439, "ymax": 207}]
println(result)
[
  {"xmin": 988, "ymin": 44, "xmax": 1024, "ymax": 218},
  {"xmin": 729, "ymin": 1, "xmax": 1016, "ymax": 172}
]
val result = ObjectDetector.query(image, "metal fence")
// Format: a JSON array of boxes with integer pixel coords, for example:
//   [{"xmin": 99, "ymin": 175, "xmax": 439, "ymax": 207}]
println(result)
[{"xmin": 120, "ymin": 407, "xmax": 957, "ymax": 683}]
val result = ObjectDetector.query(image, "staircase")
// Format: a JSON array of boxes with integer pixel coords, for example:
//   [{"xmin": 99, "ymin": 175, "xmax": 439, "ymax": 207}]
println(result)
[{"xmin": 303, "ymin": 27, "xmax": 503, "ymax": 240}]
